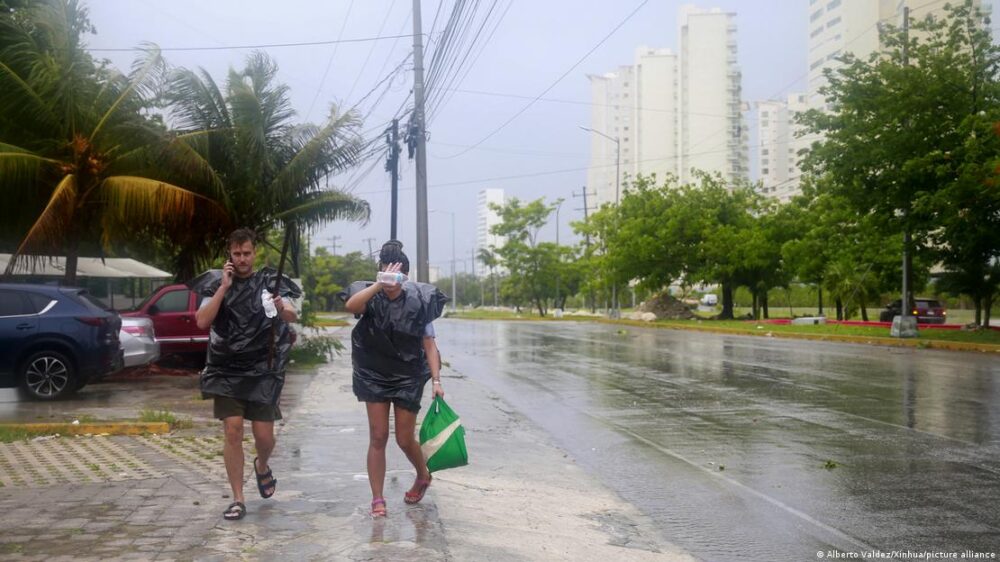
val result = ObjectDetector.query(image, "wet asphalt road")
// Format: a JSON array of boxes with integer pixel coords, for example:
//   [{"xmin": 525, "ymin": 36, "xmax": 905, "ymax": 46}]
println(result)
[{"xmin": 437, "ymin": 320, "xmax": 1000, "ymax": 562}]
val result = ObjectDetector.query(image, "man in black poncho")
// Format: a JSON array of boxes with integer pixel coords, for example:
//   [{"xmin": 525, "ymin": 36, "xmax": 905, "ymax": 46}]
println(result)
[{"xmin": 195, "ymin": 228, "xmax": 299, "ymax": 521}]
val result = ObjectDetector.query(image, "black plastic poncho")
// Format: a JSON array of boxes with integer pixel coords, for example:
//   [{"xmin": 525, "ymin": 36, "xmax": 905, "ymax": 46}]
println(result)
[
  {"xmin": 191, "ymin": 267, "xmax": 302, "ymax": 405},
  {"xmin": 339, "ymin": 281, "xmax": 449, "ymax": 412}
]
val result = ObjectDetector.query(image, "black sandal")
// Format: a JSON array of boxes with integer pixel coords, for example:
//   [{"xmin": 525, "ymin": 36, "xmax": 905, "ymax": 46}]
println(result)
[
  {"xmin": 223, "ymin": 501, "xmax": 246, "ymax": 520},
  {"xmin": 254, "ymin": 457, "xmax": 277, "ymax": 499}
]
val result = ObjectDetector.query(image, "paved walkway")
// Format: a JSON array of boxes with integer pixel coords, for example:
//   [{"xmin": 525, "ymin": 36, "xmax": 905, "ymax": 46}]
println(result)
[{"xmin": 0, "ymin": 343, "xmax": 693, "ymax": 561}]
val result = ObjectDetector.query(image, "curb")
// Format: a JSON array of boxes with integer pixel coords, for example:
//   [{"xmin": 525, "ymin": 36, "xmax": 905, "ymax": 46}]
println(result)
[
  {"xmin": 600, "ymin": 318, "xmax": 1000, "ymax": 354},
  {"xmin": 0, "ymin": 422, "xmax": 172, "ymax": 436},
  {"xmin": 452, "ymin": 315, "xmax": 1000, "ymax": 354}
]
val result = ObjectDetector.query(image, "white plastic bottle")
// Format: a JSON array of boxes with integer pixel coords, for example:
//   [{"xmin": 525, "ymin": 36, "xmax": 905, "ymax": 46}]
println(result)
[
  {"xmin": 377, "ymin": 271, "xmax": 407, "ymax": 286},
  {"xmin": 261, "ymin": 289, "xmax": 278, "ymax": 318}
]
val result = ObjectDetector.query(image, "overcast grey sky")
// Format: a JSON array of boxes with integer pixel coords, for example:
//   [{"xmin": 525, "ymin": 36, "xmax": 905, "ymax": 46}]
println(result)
[{"xmin": 86, "ymin": 0, "xmax": 807, "ymax": 275}]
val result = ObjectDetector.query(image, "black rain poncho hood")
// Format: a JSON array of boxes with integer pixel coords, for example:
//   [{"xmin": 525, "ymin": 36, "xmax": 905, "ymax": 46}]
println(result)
[
  {"xmin": 339, "ymin": 280, "xmax": 449, "ymax": 412},
  {"xmin": 191, "ymin": 267, "xmax": 301, "ymax": 405}
]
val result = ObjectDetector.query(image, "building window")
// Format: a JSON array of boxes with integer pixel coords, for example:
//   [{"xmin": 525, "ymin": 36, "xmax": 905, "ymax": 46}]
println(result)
[
  {"xmin": 827, "ymin": 0, "xmax": 841, "ymax": 9},
  {"xmin": 762, "ymin": 120, "xmax": 769, "ymax": 127},
  {"xmin": 811, "ymin": 26, "xmax": 824, "ymax": 38},
  {"xmin": 810, "ymin": 58, "xmax": 824, "ymax": 70},
  {"xmin": 762, "ymin": 149, "xmax": 769, "ymax": 155},
  {"xmin": 762, "ymin": 159, "xmax": 769, "ymax": 166},
  {"xmin": 827, "ymin": 16, "xmax": 841, "ymax": 28},
  {"xmin": 763, "ymin": 168, "xmax": 769, "ymax": 175},
  {"xmin": 810, "ymin": 8, "xmax": 823, "ymax": 22}
]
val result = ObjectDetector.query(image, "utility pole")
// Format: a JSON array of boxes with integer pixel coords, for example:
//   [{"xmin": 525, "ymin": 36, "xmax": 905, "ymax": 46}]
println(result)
[
  {"xmin": 573, "ymin": 186, "xmax": 597, "ymax": 312},
  {"xmin": 385, "ymin": 119, "xmax": 401, "ymax": 240},
  {"xmin": 410, "ymin": 0, "xmax": 430, "ymax": 282},
  {"xmin": 325, "ymin": 236, "xmax": 341, "ymax": 256},
  {"xmin": 895, "ymin": 5, "xmax": 917, "ymax": 338},
  {"xmin": 554, "ymin": 198, "xmax": 563, "ymax": 313},
  {"xmin": 363, "ymin": 237, "xmax": 377, "ymax": 262}
]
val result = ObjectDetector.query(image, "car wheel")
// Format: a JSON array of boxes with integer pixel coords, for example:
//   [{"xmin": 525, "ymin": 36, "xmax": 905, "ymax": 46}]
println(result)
[
  {"xmin": 19, "ymin": 350, "xmax": 78, "ymax": 400},
  {"xmin": 879, "ymin": 311, "xmax": 892, "ymax": 322}
]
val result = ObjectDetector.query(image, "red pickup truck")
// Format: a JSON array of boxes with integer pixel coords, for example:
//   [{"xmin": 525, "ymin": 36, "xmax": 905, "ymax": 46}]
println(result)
[
  {"xmin": 122, "ymin": 282, "xmax": 300, "ymax": 358},
  {"xmin": 121, "ymin": 284, "xmax": 208, "ymax": 356}
]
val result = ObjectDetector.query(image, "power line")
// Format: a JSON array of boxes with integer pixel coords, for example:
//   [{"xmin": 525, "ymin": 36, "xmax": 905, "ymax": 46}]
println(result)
[
  {"xmin": 427, "ymin": 0, "xmax": 511, "ymax": 122},
  {"xmin": 306, "ymin": 0, "xmax": 357, "ymax": 121},
  {"xmin": 438, "ymin": 0, "xmax": 651, "ymax": 159},
  {"xmin": 358, "ymin": 133, "xmax": 818, "ymax": 195},
  {"xmin": 86, "ymin": 33, "xmax": 420, "ymax": 52},
  {"xmin": 343, "ymin": 0, "xmax": 398, "ymax": 105}
]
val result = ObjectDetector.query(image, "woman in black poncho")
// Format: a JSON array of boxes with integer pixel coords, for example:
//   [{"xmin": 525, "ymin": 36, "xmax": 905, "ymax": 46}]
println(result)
[{"xmin": 343, "ymin": 240, "xmax": 448, "ymax": 518}]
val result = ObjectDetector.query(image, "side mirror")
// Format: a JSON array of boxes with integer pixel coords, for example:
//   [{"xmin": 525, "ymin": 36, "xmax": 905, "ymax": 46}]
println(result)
[{"xmin": 147, "ymin": 305, "xmax": 159, "ymax": 315}]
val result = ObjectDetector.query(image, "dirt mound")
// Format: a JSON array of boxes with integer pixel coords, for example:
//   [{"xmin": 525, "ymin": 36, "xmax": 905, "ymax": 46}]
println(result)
[{"xmin": 638, "ymin": 292, "xmax": 696, "ymax": 320}]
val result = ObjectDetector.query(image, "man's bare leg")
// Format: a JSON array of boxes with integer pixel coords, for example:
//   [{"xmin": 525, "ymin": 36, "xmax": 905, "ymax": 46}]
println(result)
[
  {"xmin": 251, "ymin": 420, "xmax": 276, "ymax": 493},
  {"xmin": 222, "ymin": 416, "xmax": 246, "ymax": 503}
]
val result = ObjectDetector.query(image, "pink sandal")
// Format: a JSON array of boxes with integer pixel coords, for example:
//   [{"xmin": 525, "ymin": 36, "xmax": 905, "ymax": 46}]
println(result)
[
  {"xmin": 371, "ymin": 497, "xmax": 387, "ymax": 518},
  {"xmin": 404, "ymin": 474, "xmax": 432, "ymax": 504}
]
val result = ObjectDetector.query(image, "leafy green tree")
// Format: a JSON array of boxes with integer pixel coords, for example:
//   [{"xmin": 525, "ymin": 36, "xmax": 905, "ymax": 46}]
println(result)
[
  {"xmin": 0, "ymin": 0, "xmax": 226, "ymax": 283},
  {"xmin": 303, "ymin": 249, "xmax": 373, "ymax": 311},
  {"xmin": 800, "ymin": 1, "xmax": 999, "ymax": 324},
  {"xmin": 490, "ymin": 197, "xmax": 566, "ymax": 316}
]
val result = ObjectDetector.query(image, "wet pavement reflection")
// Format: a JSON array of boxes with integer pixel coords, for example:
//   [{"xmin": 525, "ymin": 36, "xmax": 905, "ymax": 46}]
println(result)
[{"xmin": 438, "ymin": 320, "xmax": 1000, "ymax": 561}]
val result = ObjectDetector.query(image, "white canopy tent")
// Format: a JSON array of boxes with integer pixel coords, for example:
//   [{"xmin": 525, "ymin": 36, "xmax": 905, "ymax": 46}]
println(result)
[{"xmin": 1, "ymin": 254, "xmax": 173, "ymax": 308}]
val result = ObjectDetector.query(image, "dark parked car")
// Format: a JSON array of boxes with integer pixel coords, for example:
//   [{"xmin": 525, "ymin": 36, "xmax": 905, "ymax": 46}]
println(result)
[
  {"xmin": 0, "ymin": 283, "xmax": 123, "ymax": 400},
  {"xmin": 878, "ymin": 298, "xmax": 948, "ymax": 324}
]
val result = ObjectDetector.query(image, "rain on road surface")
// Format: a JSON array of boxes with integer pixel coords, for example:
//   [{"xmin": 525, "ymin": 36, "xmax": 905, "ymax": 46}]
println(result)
[{"xmin": 437, "ymin": 320, "xmax": 1000, "ymax": 561}]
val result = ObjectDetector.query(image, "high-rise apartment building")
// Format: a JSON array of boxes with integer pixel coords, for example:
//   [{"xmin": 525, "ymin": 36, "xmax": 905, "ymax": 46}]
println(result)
[
  {"xmin": 754, "ymin": 92, "xmax": 811, "ymax": 203},
  {"xmin": 476, "ymin": 189, "xmax": 506, "ymax": 272},
  {"xmin": 586, "ymin": 6, "xmax": 745, "ymax": 206},
  {"xmin": 678, "ymin": 6, "xmax": 747, "ymax": 185}
]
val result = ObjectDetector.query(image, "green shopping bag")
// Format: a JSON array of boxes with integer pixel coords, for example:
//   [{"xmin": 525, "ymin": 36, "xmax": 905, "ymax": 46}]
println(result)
[{"xmin": 420, "ymin": 396, "xmax": 468, "ymax": 473}]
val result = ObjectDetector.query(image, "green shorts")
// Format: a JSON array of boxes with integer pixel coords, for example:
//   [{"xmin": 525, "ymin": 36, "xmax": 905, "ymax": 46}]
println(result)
[{"xmin": 213, "ymin": 396, "xmax": 282, "ymax": 421}]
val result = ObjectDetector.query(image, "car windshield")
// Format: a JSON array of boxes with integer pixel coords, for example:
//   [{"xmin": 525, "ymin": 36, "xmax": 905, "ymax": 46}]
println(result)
[{"xmin": 918, "ymin": 300, "xmax": 941, "ymax": 308}]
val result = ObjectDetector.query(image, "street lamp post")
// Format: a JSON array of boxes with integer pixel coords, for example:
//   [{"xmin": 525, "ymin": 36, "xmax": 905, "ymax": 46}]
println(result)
[
  {"xmin": 430, "ymin": 209, "xmax": 457, "ymax": 312},
  {"xmin": 579, "ymin": 126, "xmax": 620, "ymax": 319}
]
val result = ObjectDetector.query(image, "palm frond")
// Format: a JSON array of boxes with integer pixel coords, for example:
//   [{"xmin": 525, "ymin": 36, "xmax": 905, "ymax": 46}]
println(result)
[
  {"xmin": 0, "ymin": 148, "xmax": 60, "ymax": 185},
  {"xmin": 0, "ymin": 59, "xmax": 60, "ymax": 134},
  {"xmin": 166, "ymin": 66, "xmax": 231, "ymax": 130},
  {"xmin": 274, "ymin": 190, "xmax": 370, "ymax": 228},
  {"xmin": 89, "ymin": 46, "xmax": 164, "ymax": 142},
  {"xmin": 98, "ymin": 175, "xmax": 231, "ymax": 247},
  {"xmin": 268, "ymin": 108, "xmax": 363, "ymax": 199},
  {"xmin": 4, "ymin": 173, "xmax": 77, "ymax": 275}
]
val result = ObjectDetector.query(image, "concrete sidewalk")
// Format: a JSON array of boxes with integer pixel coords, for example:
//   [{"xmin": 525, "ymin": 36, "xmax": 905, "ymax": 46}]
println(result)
[{"xmin": 0, "ymin": 346, "xmax": 694, "ymax": 561}]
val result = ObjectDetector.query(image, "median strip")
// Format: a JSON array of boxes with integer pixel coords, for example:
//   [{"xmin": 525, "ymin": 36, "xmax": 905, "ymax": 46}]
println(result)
[{"xmin": 0, "ymin": 422, "xmax": 171, "ymax": 442}]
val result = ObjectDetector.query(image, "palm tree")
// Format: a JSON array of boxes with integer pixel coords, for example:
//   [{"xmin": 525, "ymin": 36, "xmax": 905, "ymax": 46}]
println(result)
[
  {"xmin": 164, "ymin": 52, "xmax": 370, "ymax": 278},
  {"xmin": 0, "ymin": 0, "xmax": 228, "ymax": 284},
  {"xmin": 478, "ymin": 247, "xmax": 499, "ymax": 307}
]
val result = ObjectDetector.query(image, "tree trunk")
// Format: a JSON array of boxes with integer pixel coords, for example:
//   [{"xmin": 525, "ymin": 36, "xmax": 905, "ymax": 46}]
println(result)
[
  {"xmin": 63, "ymin": 236, "xmax": 80, "ymax": 286},
  {"xmin": 836, "ymin": 297, "xmax": 843, "ymax": 321},
  {"xmin": 984, "ymin": 292, "xmax": 993, "ymax": 327},
  {"xmin": 762, "ymin": 292, "xmax": 769, "ymax": 319},
  {"xmin": 752, "ymin": 292, "xmax": 759, "ymax": 320},
  {"xmin": 860, "ymin": 294, "xmax": 869, "ymax": 321},
  {"xmin": 720, "ymin": 282, "xmax": 735, "ymax": 320},
  {"xmin": 818, "ymin": 286, "xmax": 824, "ymax": 316},
  {"xmin": 975, "ymin": 298, "xmax": 983, "ymax": 326}
]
